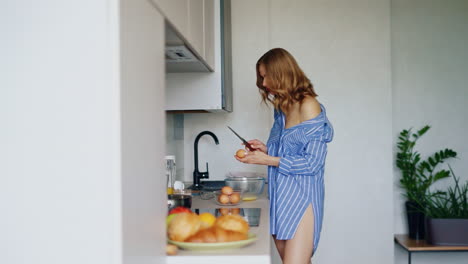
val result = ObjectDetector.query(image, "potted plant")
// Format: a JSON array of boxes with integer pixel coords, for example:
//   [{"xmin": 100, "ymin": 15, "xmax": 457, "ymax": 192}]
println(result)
[
  {"xmin": 396, "ymin": 125, "xmax": 457, "ymax": 239},
  {"xmin": 424, "ymin": 166, "xmax": 468, "ymax": 245}
]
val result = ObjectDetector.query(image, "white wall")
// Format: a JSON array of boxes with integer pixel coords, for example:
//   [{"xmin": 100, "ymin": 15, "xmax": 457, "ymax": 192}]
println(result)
[
  {"xmin": 181, "ymin": 0, "xmax": 393, "ymax": 263},
  {"xmin": 1, "ymin": 1, "xmax": 166, "ymax": 263},
  {"xmin": 392, "ymin": 0, "xmax": 468, "ymax": 263}
]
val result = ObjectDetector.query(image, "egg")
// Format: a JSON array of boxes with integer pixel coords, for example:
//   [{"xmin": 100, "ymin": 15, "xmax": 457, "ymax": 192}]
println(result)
[
  {"xmin": 221, "ymin": 186, "xmax": 233, "ymax": 195},
  {"xmin": 219, "ymin": 208, "xmax": 230, "ymax": 216},
  {"xmin": 229, "ymin": 193, "xmax": 240, "ymax": 204},
  {"xmin": 236, "ymin": 149, "xmax": 247, "ymax": 158},
  {"xmin": 218, "ymin": 194, "xmax": 230, "ymax": 204},
  {"xmin": 230, "ymin": 208, "xmax": 240, "ymax": 215}
]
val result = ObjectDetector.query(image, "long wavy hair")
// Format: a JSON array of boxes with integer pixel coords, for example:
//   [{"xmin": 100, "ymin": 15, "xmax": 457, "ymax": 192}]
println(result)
[{"xmin": 256, "ymin": 48, "xmax": 317, "ymax": 113}]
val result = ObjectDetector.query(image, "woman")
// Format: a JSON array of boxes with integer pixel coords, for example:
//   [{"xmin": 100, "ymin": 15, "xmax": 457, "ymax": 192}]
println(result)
[{"xmin": 235, "ymin": 48, "xmax": 333, "ymax": 264}]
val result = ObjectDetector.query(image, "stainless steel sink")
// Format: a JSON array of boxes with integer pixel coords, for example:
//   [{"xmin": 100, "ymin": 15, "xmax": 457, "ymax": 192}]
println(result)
[{"xmin": 188, "ymin": 180, "xmax": 225, "ymax": 191}]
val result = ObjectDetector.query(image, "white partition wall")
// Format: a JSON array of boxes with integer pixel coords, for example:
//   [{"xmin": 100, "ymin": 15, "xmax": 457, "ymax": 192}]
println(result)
[
  {"xmin": 1, "ymin": 1, "xmax": 167, "ymax": 263},
  {"xmin": 120, "ymin": 0, "xmax": 167, "ymax": 263}
]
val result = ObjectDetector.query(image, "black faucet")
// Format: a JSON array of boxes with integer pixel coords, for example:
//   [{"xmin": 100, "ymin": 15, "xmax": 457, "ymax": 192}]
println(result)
[{"xmin": 193, "ymin": 131, "xmax": 219, "ymax": 190}]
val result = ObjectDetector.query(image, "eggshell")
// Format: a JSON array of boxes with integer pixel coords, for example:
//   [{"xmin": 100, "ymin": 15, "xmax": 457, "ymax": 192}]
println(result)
[
  {"xmin": 221, "ymin": 186, "xmax": 233, "ymax": 195},
  {"xmin": 229, "ymin": 193, "xmax": 240, "ymax": 204},
  {"xmin": 218, "ymin": 194, "xmax": 230, "ymax": 204},
  {"xmin": 236, "ymin": 149, "xmax": 247, "ymax": 158}
]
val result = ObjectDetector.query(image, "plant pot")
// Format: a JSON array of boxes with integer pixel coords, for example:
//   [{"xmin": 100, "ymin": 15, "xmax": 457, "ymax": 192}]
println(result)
[
  {"xmin": 405, "ymin": 201, "xmax": 425, "ymax": 240},
  {"xmin": 426, "ymin": 218, "xmax": 468, "ymax": 246}
]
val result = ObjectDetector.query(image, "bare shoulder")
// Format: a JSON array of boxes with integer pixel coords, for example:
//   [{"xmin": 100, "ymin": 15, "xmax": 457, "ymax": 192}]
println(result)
[{"xmin": 300, "ymin": 96, "xmax": 321, "ymax": 121}]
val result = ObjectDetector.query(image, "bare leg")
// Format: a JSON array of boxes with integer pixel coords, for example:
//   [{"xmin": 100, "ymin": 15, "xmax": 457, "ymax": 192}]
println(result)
[
  {"xmin": 272, "ymin": 235, "xmax": 285, "ymax": 261},
  {"xmin": 283, "ymin": 204, "xmax": 314, "ymax": 264}
]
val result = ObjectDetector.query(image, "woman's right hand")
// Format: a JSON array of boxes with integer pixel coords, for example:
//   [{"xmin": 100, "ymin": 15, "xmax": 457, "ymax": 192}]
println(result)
[{"xmin": 246, "ymin": 139, "xmax": 267, "ymax": 154}]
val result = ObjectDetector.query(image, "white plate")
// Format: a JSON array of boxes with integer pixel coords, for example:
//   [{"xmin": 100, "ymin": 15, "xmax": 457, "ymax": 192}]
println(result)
[{"xmin": 168, "ymin": 233, "xmax": 257, "ymax": 251}]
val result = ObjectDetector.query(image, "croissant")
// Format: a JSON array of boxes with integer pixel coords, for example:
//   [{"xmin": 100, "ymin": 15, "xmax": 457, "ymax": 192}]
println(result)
[
  {"xmin": 214, "ymin": 214, "xmax": 249, "ymax": 234},
  {"xmin": 168, "ymin": 213, "xmax": 201, "ymax": 242},
  {"xmin": 185, "ymin": 227, "xmax": 217, "ymax": 243},
  {"xmin": 214, "ymin": 227, "xmax": 248, "ymax": 242},
  {"xmin": 185, "ymin": 226, "xmax": 247, "ymax": 243}
]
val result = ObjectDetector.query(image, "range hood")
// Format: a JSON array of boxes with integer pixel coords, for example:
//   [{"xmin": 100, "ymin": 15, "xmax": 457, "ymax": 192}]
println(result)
[{"xmin": 165, "ymin": 23, "xmax": 212, "ymax": 73}]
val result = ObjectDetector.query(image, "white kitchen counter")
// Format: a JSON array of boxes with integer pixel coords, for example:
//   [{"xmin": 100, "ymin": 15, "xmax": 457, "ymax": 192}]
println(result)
[{"xmin": 167, "ymin": 191, "xmax": 271, "ymax": 264}]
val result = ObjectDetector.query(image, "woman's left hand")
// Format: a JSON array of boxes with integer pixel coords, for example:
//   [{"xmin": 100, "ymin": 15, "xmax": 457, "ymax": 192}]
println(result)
[{"xmin": 234, "ymin": 150, "xmax": 280, "ymax": 166}]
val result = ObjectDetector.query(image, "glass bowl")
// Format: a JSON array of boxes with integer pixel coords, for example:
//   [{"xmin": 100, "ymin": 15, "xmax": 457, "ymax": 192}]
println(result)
[
  {"xmin": 213, "ymin": 190, "xmax": 243, "ymax": 206},
  {"xmin": 200, "ymin": 190, "xmax": 214, "ymax": 200},
  {"xmin": 224, "ymin": 173, "xmax": 265, "ymax": 201}
]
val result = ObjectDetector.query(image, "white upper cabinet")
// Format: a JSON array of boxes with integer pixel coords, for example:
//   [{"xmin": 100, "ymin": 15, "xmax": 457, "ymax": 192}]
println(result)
[
  {"xmin": 165, "ymin": 0, "xmax": 232, "ymax": 112},
  {"xmin": 203, "ymin": 0, "xmax": 215, "ymax": 69},
  {"xmin": 153, "ymin": 0, "xmax": 215, "ymax": 71},
  {"xmin": 154, "ymin": 0, "xmax": 189, "ymax": 38},
  {"xmin": 188, "ymin": 0, "xmax": 204, "ymax": 59}
]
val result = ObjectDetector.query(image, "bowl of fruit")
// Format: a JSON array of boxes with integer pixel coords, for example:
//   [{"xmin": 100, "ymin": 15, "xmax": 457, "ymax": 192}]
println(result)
[
  {"xmin": 166, "ymin": 206, "xmax": 257, "ymax": 251},
  {"xmin": 214, "ymin": 186, "xmax": 242, "ymax": 206}
]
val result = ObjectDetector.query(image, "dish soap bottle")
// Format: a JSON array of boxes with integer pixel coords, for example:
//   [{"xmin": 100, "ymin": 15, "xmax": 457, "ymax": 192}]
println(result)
[{"xmin": 165, "ymin": 155, "xmax": 176, "ymax": 194}]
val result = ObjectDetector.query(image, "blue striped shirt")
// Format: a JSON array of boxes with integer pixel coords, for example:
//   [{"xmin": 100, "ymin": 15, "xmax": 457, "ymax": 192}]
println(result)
[{"xmin": 267, "ymin": 104, "xmax": 333, "ymax": 253}]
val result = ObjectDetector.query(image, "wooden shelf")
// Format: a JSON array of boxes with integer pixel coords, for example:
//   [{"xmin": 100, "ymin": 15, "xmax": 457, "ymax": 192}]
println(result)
[{"xmin": 395, "ymin": 234, "xmax": 468, "ymax": 251}]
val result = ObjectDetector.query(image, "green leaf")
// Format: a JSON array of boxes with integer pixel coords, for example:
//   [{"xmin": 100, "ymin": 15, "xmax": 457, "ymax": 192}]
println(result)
[
  {"xmin": 416, "ymin": 125, "xmax": 430, "ymax": 137},
  {"xmin": 433, "ymin": 170, "xmax": 450, "ymax": 182}
]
